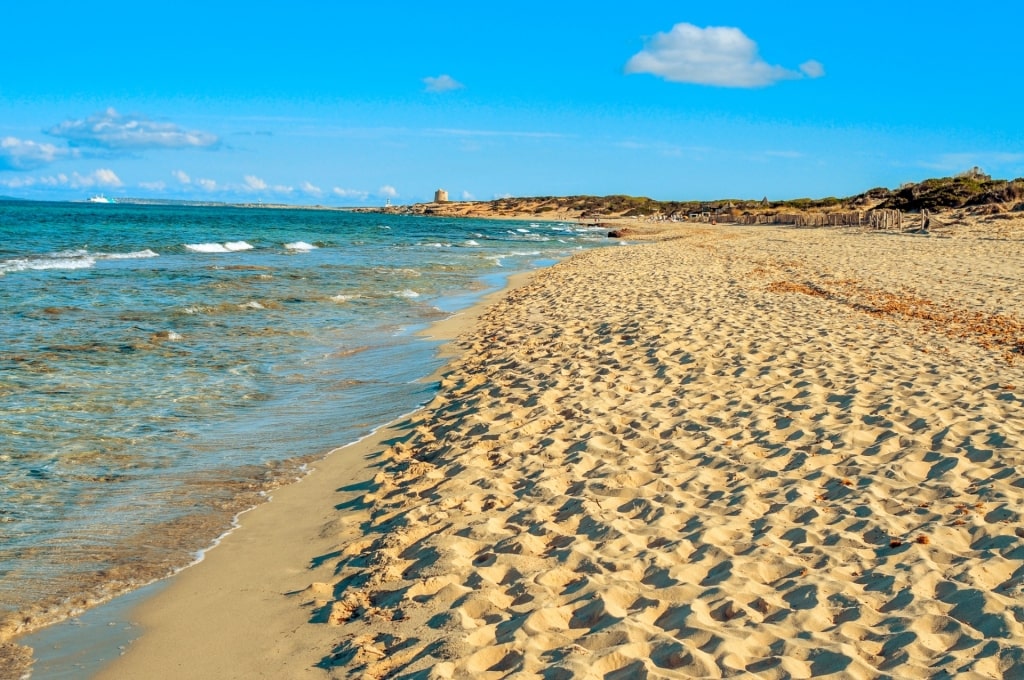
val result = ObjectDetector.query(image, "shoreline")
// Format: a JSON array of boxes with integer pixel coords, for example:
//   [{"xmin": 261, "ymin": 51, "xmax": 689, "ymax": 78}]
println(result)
[
  {"xmin": 2, "ymin": 208, "xmax": 598, "ymax": 680},
  {"xmin": 12, "ymin": 266, "xmax": 543, "ymax": 679},
  {"xmin": 25, "ymin": 222, "xmax": 1024, "ymax": 678},
  {"xmin": 86, "ymin": 269, "xmax": 542, "ymax": 680}
]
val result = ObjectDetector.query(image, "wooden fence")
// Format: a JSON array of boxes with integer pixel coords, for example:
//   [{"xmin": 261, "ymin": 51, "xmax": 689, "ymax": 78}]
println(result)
[{"xmin": 734, "ymin": 209, "xmax": 904, "ymax": 230}]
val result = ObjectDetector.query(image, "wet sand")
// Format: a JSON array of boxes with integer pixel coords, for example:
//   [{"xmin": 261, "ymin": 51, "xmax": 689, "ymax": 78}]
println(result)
[{"xmin": 94, "ymin": 223, "xmax": 1024, "ymax": 678}]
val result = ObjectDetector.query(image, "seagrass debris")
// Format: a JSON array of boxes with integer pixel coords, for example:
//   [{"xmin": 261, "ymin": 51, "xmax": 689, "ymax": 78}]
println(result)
[{"xmin": 765, "ymin": 276, "xmax": 1024, "ymax": 362}]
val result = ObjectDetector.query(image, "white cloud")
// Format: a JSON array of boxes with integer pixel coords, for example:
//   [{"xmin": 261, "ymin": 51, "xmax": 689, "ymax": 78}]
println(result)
[
  {"xmin": 39, "ymin": 174, "xmax": 69, "ymax": 187},
  {"xmin": 799, "ymin": 60, "xmax": 826, "ymax": 79},
  {"xmin": 461, "ymin": 190, "xmax": 475, "ymax": 200},
  {"xmin": 172, "ymin": 169, "xmax": 191, "ymax": 184},
  {"xmin": 93, "ymin": 168, "xmax": 122, "ymax": 186},
  {"xmin": 333, "ymin": 187, "xmax": 369, "ymax": 201},
  {"xmin": 48, "ymin": 108, "xmax": 219, "ymax": 149},
  {"xmin": 0, "ymin": 175, "xmax": 36, "ymax": 188},
  {"xmin": 244, "ymin": 175, "xmax": 268, "ymax": 191},
  {"xmin": 241, "ymin": 175, "xmax": 292, "ymax": 194},
  {"xmin": 0, "ymin": 168, "xmax": 121, "ymax": 190},
  {"xmin": 139, "ymin": 180, "xmax": 167, "ymax": 191},
  {"xmin": 625, "ymin": 23, "xmax": 823, "ymax": 88},
  {"xmin": 197, "ymin": 178, "xmax": 218, "ymax": 191},
  {"xmin": 423, "ymin": 74, "xmax": 464, "ymax": 93},
  {"xmin": 301, "ymin": 181, "xmax": 323, "ymax": 197},
  {"xmin": 0, "ymin": 136, "xmax": 72, "ymax": 170},
  {"xmin": 378, "ymin": 185, "xmax": 399, "ymax": 198}
]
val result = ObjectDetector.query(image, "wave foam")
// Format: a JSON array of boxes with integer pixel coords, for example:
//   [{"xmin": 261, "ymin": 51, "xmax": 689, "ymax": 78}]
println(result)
[
  {"xmin": 1, "ymin": 254, "xmax": 96, "ymax": 274},
  {"xmin": 0, "ymin": 247, "xmax": 160, "ymax": 275},
  {"xmin": 186, "ymin": 243, "xmax": 230, "ymax": 253},
  {"xmin": 185, "ymin": 241, "xmax": 254, "ymax": 253},
  {"xmin": 100, "ymin": 249, "xmax": 160, "ymax": 260},
  {"xmin": 284, "ymin": 242, "xmax": 317, "ymax": 252}
]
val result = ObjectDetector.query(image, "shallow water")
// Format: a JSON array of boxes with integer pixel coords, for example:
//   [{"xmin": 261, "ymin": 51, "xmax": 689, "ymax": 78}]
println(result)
[{"xmin": 0, "ymin": 200, "xmax": 608, "ymax": 640}]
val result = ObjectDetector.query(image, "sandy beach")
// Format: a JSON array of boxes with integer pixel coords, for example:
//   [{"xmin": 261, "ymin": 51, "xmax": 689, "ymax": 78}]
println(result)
[{"xmin": 91, "ymin": 222, "xmax": 1024, "ymax": 679}]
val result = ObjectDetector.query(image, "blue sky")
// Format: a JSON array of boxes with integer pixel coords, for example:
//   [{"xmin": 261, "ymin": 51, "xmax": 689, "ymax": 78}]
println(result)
[{"xmin": 2, "ymin": 1, "xmax": 1022, "ymax": 205}]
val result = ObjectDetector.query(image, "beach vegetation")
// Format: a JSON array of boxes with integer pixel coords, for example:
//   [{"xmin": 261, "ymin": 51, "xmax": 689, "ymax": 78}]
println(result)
[
  {"xmin": 879, "ymin": 174, "xmax": 1024, "ymax": 211},
  {"xmin": 394, "ymin": 171, "xmax": 1024, "ymax": 222}
]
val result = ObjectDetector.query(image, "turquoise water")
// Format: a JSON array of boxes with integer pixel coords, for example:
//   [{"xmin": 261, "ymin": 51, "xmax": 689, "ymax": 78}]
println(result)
[{"xmin": 0, "ymin": 200, "xmax": 608, "ymax": 638}]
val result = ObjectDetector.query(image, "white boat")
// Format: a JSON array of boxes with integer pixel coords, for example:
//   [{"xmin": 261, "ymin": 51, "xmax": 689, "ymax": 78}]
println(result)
[{"xmin": 87, "ymin": 194, "xmax": 114, "ymax": 203}]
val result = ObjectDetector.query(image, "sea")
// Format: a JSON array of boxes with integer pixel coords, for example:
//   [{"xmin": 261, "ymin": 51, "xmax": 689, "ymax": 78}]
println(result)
[{"xmin": 0, "ymin": 200, "xmax": 610, "ymax": 656}]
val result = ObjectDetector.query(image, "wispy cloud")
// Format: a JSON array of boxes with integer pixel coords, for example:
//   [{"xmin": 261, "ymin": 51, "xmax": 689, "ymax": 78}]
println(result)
[
  {"xmin": 47, "ymin": 108, "xmax": 219, "ymax": 150},
  {"xmin": 0, "ymin": 175, "xmax": 35, "ymax": 189},
  {"xmin": 423, "ymin": 74, "xmax": 464, "ymax": 93},
  {"xmin": 162, "ymin": 172, "xmax": 297, "ymax": 196},
  {"xmin": 378, "ymin": 185, "xmax": 399, "ymax": 198},
  {"xmin": 799, "ymin": 60, "xmax": 826, "ymax": 79},
  {"xmin": 333, "ymin": 187, "xmax": 370, "ymax": 201},
  {"xmin": 239, "ymin": 174, "xmax": 292, "ymax": 194},
  {"xmin": 917, "ymin": 152, "xmax": 1024, "ymax": 172},
  {"xmin": 616, "ymin": 140, "xmax": 686, "ymax": 157},
  {"xmin": 625, "ymin": 23, "xmax": 824, "ymax": 88},
  {"xmin": 0, "ymin": 168, "xmax": 123, "ymax": 189},
  {"xmin": 615, "ymin": 139, "xmax": 717, "ymax": 158},
  {"xmin": 244, "ymin": 175, "xmax": 268, "ymax": 191},
  {"xmin": 91, "ymin": 168, "xmax": 123, "ymax": 186},
  {"xmin": 0, "ymin": 136, "xmax": 74, "ymax": 170},
  {"xmin": 429, "ymin": 128, "xmax": 566, "ymax": 139},
  {"xmin": 241, "ymin": 174, "xmax": 293, "ymax": 194},
  {"xmin": 301, "ymin": 181, "xmax": 323, "ymax": 197}
]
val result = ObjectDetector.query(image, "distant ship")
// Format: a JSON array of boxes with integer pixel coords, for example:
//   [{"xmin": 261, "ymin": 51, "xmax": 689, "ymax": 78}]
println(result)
[{"xmin": 87, "ymin": 194, "xmax": 115, "ymax": 204}]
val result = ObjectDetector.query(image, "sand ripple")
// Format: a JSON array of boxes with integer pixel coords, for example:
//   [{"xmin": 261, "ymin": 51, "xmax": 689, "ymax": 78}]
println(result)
[{"xmin": 312, "ymin": 226, "xmax": 1024, "ymax": 678}]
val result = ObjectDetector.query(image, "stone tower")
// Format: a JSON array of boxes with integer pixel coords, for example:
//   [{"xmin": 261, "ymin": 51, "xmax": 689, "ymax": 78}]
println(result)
[{"xmin": 434, "ymin": 188, "xmax": 449, "ymax": 203}]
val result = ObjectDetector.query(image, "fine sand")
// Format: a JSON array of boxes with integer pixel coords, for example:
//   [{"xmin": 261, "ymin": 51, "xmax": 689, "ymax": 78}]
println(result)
[{"xmin": 95, "ymin": 223, "xmax": 1023, "ymax": 679}]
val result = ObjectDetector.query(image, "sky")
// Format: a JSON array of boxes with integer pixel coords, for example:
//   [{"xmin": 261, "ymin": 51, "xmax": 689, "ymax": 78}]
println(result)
[{"xmin": 2, "ymin": 1, "xmax": 1022, "ymax": 206}]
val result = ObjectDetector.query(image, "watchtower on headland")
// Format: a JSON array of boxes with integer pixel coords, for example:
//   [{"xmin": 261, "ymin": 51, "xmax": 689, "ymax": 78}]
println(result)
[{"xmin": 434, "ymin": 188, "xmax": 449, "ymax": 203}]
